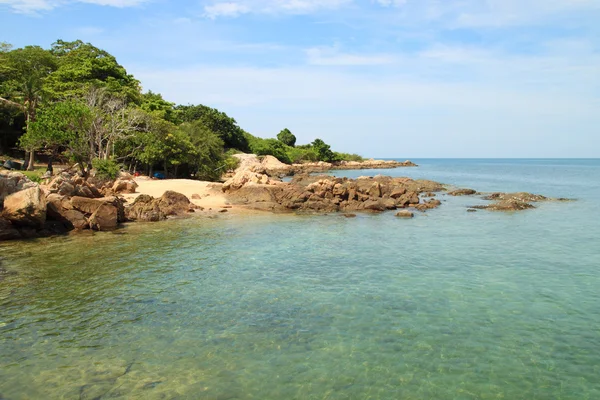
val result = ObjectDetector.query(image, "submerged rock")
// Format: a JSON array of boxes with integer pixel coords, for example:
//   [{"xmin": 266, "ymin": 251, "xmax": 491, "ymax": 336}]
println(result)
[
  {"xmin": 448, "ymin": 188, "xmax": 477, "ymax": 196},
  {"xmin": 395, "ymin": 211, "xmax": 414, "ymax": 218}
]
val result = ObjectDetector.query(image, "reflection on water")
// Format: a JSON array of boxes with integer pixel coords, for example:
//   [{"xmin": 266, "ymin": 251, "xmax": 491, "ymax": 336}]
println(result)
[{"xmin": 1, "ymin": 159, "xmax": 600, "ymax": 399}]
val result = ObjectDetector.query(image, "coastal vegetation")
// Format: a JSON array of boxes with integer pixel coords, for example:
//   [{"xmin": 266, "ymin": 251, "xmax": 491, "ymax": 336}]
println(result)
[{"xmin": 0, "ymin": 40, "xmax": 362, "ymax": 179}]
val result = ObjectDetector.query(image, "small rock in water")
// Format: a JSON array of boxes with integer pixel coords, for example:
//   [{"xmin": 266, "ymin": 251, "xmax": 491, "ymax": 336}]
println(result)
[
  {"xmin": 219, "ymin": 209, "xmax": 228, "ymax": 213},
  {"xmin": 344, "ymin": 213, "xmax": 357, "ymax": 218},
  {"xmin": 395, "ymin": 211, "xmax": 414, "ymax": 218},
  {"xmin": 467, "ymin": 209, "xmax": 477, "ymax": 212}
]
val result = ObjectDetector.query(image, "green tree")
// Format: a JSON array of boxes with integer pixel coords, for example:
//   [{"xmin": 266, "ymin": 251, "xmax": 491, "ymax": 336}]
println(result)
[
  {"xmin": 45, "ymin": 40, "xmax": 141, "ymax": 103},
  {"xmin": 0, "ymin": 45, "xmax": 57, "ymax": 169},
  {"xmin": 277, "ymin": 128, "xmax": 296, "ymax": 147},
  {"xmin": 178, "ymin": 121, "xmax": 226, "ymax": 180},
  {"xmin": 174, "ymin": 104, "xmax": 249, "ymax": 151},
  {"xmin": 21, "ymin": 100, "xmax": 92, "ymax": 172},
  {"xmin": 311, "ymin": 138, "xmax": 336, "ymax": 162},
  {"xmin": 140, "ymin": 91, "xmax": 177, "ymax": 123}
]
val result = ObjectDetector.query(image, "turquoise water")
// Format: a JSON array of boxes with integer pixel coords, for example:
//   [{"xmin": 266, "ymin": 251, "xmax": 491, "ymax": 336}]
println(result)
[{"xmin": 1, "ymin": 159, "xmax": 600, "ymax": 399}]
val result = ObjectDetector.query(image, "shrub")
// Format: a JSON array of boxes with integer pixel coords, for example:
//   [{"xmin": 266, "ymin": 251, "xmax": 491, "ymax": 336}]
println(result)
[{"xmin": 92, "ymin": 157, "xmax": 121, "ymax": 180}]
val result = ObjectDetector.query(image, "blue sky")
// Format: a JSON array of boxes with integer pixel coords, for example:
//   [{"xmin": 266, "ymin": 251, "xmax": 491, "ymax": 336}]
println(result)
[{"xmin": 1, "ymin": 0, "xmax": 599, "ymax": 157}]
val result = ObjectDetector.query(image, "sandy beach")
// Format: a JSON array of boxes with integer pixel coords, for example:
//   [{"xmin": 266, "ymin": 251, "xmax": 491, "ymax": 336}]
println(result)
[{"xmin": 123, "ymin": 177, "xmax": 250, "ymax": 214}]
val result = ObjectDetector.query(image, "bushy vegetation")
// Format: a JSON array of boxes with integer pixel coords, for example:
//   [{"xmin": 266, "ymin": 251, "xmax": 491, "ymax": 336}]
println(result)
[
  {"xmin": 92, "ymin": 157, "xmax": 121, "ymax": 180},
  {"xmin": 0, "ymin": 39, "xmax": 363, "ymax": 180}
]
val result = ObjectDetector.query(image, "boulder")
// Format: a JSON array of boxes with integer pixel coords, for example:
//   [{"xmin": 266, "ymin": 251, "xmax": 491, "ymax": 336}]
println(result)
[
  {"xmin": 112, "ymin": 179, "xmax": 138, "ymax": 194},
  {"xmin": 396, "ymin": 211, "xmax": 414, "ymax": 218},
  {"xmin": 448, "ymin": 188, "xmax": 477, "ymax": 196},
  {"xmin": 157, "ymin": 191, "xmax": 192, "ymax": 216},
  {"xmin": 88, "ymin": 203, "xmax": 118, "ymax": 231},
  {"xmin": 0, "ymin": 217, "xmax": 21, "ymax": 241},
  {"xmin": 2, "ymin": 186, "xmax": 47, "ymax": 227},
  {"xmin": 46, "ymin": 194, "xmax": 88, "ymax": 230},
  {"xmin": 125, "ymin": 195, "xmax": 165, "ymax": 222},
  {"xmin": 0, "ymin": 171, "xmax": 36, "ymax": 206}
]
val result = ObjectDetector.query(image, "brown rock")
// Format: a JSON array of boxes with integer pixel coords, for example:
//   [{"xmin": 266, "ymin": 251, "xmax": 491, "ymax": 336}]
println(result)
[
  {"xmin": 390, "ymin": 187, "xmax": 407, "ymax": 199},
  {"xmin": 88, "ymin": 204, "xmax": 118, "ymax": 231},
  {"xmin": 158, "ymin": 191, "xmax": 192, "ymax": 216},
  {"xmin": 448, "ymin": 188, "xmax": 477, "ymax": 196},
  {"xmin": 191, "ymin": 194, "xmax": 201, "ymax": 200},
  {"xmin": 395, "ymin": 211, "xmax": 414, "ymax": 218},
  {"xmin": 2, "ymin": 186, "xmax": 47, "ymax": 227},
  {"xmin": 125, "ymin": 195, "xmax": 165, "ymax": 222},
  {"xmin": 0, "ymin": 217, "xmax": 21, "ymax": 241},
  {"xmin": 112, "ymin": 179, "xmax": 138, "ymax": 194}
]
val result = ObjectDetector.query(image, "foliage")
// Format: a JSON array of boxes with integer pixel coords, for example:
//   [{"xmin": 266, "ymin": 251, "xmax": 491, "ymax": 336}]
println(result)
[
  {"xmin": 92, "ymin": 157, "xmax": 121, "ymax": 180},
  {"xmin": 286, "ymin": 146, "xmax": 319, "ymax": 163},
  {"xmin": 22, "ymin": 100, "xmax": 92, "ymax": 164},
  {"xmin": 311, "ymin": 138, "xmax": 336, "ymax": 162},
  {"xmin": 140, "ymin": 91, "xmax": 177, "ymax": 123},
  {"xmin": 277, "ymin": 128, "xmax": 296, "ymax": 147},
  {"xmin": 174, "ymin": 104, "xmax": 249, "ymax": 151},
  {"xmin": 177, "ymin": 121, "xmax": 225, "ymax": 180},
  {"xmin": 245, "ymin": 133, "xmax": 291, "ymax": 164},
  {"xmin": 334, "ymin": 152, "xmax": 364, "ymax": 162},
  {"xmin": 46, "ymin": 40, "xmax": 141, "ymax": 103}
]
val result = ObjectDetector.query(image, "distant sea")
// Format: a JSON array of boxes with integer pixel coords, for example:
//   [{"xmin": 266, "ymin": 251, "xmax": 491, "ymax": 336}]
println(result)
[{"xmin": 1, "ymin": 158, "xmax": 599, "ymax": 399}]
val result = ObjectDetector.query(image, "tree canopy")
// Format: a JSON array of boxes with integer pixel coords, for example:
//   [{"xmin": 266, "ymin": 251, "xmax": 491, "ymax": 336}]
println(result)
[{"xmin": 277, "ymin": 128, "xmax": 296, "ymax": 147}]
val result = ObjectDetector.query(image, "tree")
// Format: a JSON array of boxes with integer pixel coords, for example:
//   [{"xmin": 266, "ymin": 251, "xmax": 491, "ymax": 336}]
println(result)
[
  {"xmin": 140, "ymin": 91, "xmax": 177, "ymax": 123},
  {"xmin": 45, "ymin": 40, "xmax": 141, "ymax": 103},
  {"xmin": 0, "ymin": 45, "xmax": 57, "ymax": 169},
  {"xmin": 178, "ymin": 121, "xmax": 226, "ymax": 180},
  {"xmin": 21, "ymin": 100, "xmax": 92, "ymax": 172},
  {"xmin": 277, "ymin": 128, "xmax": 296, "ymax": 147},
  {"xmin": 174, "ymin": 104, "xmax": 249, "ymax": 151},
  {"xmin": 311, "ymin": 138, "xmax": 336, "ymax": 162}
]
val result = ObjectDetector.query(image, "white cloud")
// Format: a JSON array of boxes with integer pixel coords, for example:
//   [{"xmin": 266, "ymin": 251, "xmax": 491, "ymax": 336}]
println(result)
[
  {"xmin": 0, "ymin": 0, "xmax": 147, "ymax": 13},
  {"xmin": 203, "ymin": 0, "xmax": 351, "ymax": 18},
  {"xmin": 306, "ymin": 46, "xmax": 397, "ymax": 66}
]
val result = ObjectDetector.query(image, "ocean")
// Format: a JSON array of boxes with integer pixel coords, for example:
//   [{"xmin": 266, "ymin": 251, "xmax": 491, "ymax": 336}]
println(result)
[{"xmin": 1, "ymin": 158, "xmax": 599, "ymax": 399}]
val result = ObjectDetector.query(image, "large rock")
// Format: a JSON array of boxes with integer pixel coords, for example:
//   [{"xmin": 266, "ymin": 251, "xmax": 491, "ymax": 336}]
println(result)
[
  {"xmin": 88, "ymin": 203, "xmax": 118, "ymax": 231},
  {"xmin": 2, "ymin": 186, "xmax": 47, "ymax": 227},
  {"xmin": 125, "ymin": 195, "xmax": 165, "ymax": 222},
  {"xmin": 158, "ymin": 191, "xmax": 192, "ymax": 216},
  {"xmin": 112, "ymin": 179, "xmax": 138, "ymax": 194},
  {"xmin": 0, "ymin": 217, "xmax": 21, "ymax": 241},
  {"xmin": 46, "ymin": 194, "xmax": 88, "ymax": 230},
  {"xmin": 125, "ymin": 191, "xmax": 191, "ymax": 222},
  {"xmin": 0, "ymin": 171, "xmax": 37, "ymax": 206},
  {"xmin": 448, "ymin": 188, "xmax": 477, "ymax": 196}
]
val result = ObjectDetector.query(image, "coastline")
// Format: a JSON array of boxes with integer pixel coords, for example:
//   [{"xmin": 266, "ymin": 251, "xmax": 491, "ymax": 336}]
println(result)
[{"xmin": 0, "ymin": 157, "xmax": 570, "ymax": 243}]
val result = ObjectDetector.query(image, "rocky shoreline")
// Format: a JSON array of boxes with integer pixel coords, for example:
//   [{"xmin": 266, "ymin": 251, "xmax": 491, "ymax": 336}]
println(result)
[{"xmin": 0, "ymin": 156, "xmax": 571, "ymax": 242}]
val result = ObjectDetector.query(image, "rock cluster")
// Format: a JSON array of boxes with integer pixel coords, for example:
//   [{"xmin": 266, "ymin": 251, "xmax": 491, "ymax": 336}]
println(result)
[
  {"xmin": 125, "ymin": 191, "xmax": 195, "ymax": 222},
  {"xmin": 0, "ymin": 171, "xmax": 193, "ymax": 241},
  {"xmin": 473, "ymin": 192, "xmax": 558, "ymax": 211},
  {"xmin": 224, "ymin": 174, "xmax": 444, "ymax": 214}
]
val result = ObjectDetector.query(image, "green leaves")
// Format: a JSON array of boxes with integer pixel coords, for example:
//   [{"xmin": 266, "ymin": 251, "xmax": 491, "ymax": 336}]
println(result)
[
  {"xmin": 45, "ymin": 40, "xmax": 141, "ymax": 103},
  {"xmin": 277, "ymin": 128, "xmax": 296, "ymax": 147}
]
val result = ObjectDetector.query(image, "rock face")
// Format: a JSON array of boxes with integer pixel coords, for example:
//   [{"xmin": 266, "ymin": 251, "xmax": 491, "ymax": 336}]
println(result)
[
  {"xmin": 2, "ymin": 187, "xmax": 47, "ymax": 227},
  {"xmin": 225, "ymin": 173, "xmax": 445, "ymax": 214},
  {"xmin": 125, "ymin": 191, "xmax": 194, "ymax": 222}
]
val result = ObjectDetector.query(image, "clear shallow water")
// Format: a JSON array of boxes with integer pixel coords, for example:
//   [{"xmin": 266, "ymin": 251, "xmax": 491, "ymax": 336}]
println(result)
[{"xmin": 1, "ymin": 159, "xmax": 600, "ymax": 399}]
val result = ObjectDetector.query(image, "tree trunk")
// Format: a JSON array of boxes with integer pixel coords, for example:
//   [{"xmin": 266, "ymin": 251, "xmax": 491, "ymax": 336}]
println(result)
[{"xmin": 27, "ymin": 150, "xmax": 35, "ymax": 171}]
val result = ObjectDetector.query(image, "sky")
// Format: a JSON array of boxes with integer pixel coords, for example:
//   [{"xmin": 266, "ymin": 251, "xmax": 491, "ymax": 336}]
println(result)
[{"xmin": 1, "ymin": 0, "xmax": 599, "ymax": 158}]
